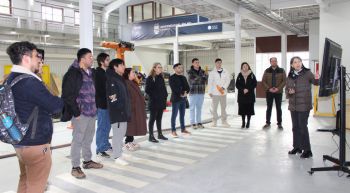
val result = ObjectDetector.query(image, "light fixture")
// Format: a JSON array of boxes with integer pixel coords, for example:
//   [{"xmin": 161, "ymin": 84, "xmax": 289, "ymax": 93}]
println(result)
[
  {"xmin": 229, "ymin": 38, "xmax": 234, "ymax": 41},
  {"xmin": 68, "ymin": 3, "xmax": 74, "ymax": 8},
  {"xmin": 44, "ymin": 34, "xmax": 50, "ymax": 38},
  {"xmin": 10, "ymin": 31, "xmax": 17, "ymax": 34}
]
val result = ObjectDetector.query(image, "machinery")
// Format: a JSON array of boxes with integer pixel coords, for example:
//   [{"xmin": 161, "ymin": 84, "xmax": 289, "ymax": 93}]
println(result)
[{"xmin": 100, "ymin": 41, "xmax": 135, "ymax": 61}]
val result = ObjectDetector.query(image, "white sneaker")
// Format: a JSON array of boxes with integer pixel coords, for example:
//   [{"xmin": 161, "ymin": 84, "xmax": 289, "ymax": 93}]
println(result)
[
  {"xmin": 222, "ymin": 122, "xmax": 230, "ymax": 127},
  {"xmin": 211, "ymin": 122, "xmax": 217, "ymax": 127},
  {"xmin": 115, "ymin": 157, "xmax": 129, "ymax": 166}
]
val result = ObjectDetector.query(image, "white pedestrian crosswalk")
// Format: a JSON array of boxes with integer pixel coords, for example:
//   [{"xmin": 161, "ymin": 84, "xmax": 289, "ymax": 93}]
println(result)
[{"xmin": 2, "ymin": 125, "xmax": 251, "ymax": 193}]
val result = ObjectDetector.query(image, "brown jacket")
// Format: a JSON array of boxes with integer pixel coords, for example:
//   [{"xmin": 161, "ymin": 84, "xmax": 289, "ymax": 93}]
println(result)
[
  {"xmin": 286, "ymin": 68, "xmax": 319, "ymax": 112},
  {"xmin": 262, "ymin": 66, "xmax": 286, "ymax": 94},
  {"xmin": 125, "ymin": 80, "xmax": 147, "ymax": 136}
]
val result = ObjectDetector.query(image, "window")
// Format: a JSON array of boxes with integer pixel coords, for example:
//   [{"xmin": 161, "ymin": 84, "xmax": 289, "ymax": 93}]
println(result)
[
  {"xmin": 74, "ymin": 11, "xmax": 79, "ymax": 25},
  {"xmin": 0, "ymin": 0, "xmax": 11, "ymax": 15},
  {"xmin": 143, "ymin": 2, "xmax": 153, "ymax": 20},
  {"xmin": 42, "ymin": 6, "xmax": 63, "ymax": 22},
  {"xmin": 133, "ymin": 5, "xmax": 142, "ymax": 22},
  {"xmin": 174, "ymin": 7, "xmax": 186, "ymax": 15},
  {"xmin": 127, "ymin": 6, "xmax": 132, "ymax": 23},
  {"xmin": 255, "ymin": 51, "xmax": 310, "ymax": 81},
  {"xmin": 161, "ymin": 4, "xmax": 172, "ymax": 17}
]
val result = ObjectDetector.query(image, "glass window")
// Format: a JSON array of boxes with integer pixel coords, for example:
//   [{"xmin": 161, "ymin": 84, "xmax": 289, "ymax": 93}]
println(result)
[
  {"xmin": 255, "ymin": 53, "xmax": 281, "ymax": 81},
  {"xmin": 286, "ymin": 51, "xmax": 309, "ymax": 74},
  {"xmin": 74, "ymin": 11, "xmax": 79, "ymax": 25},
  {"xmin": 133, "ymin": 5, "xmax": 142, "ymax": 22},
  {"xmin": 143, "ymin": 3, "xmax": 153, "ymax": 20},
  {"xmin": 155, "ymin": 3, "xmax": 160, "ymax": 18},
  {"xmin": 161, "ymin": 4, "xmax": 172, "ymax": 17},
  {"xmin": 127, "ymin": 6, "xmax": 132, "ymax": 23},
  {"xmin": 0, "ymin": 0, "xmax": 11, "ymax": 15},
  {"xmin": 42, "ymin": 6, "xmax": 62, "ymax": 22},
  {"xmin": 174, "ymin": 7, "xmax": 185, "ymax": 15}
]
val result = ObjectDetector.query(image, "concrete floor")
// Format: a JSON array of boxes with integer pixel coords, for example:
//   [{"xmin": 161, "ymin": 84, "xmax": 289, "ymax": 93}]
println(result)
[{"xmin": 0, "ymin": 95, "xmax": 350, "ymax": 193}]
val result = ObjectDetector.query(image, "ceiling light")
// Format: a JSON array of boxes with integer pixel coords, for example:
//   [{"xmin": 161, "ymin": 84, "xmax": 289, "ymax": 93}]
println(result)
[
  {"xmin": 68, "ymin": 3, "xmax": 74, "ymax": 8},
  {"xmin": 10, "ymin": 31, "xmax": 17, "ymax": 34},
  {"xmin": 44, "ymin": 34, "xmax": 50, "ymax": 38}
]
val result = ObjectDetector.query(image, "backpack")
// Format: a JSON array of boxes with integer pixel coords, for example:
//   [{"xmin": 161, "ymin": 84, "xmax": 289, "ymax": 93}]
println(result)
[{"xmin": 0, "ymin": 74, "xmax": 38, "ymax": 144}]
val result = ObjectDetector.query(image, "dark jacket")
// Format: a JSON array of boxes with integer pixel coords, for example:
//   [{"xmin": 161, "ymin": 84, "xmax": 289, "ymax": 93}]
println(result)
[
  {"xmin": 262, "ymin": 66, "xmax": 286, "ymax": 94},
  {"xmin": 286, "ymin": 68, "xmax": 319, "ymax": 112},
  {"xmin": 60, "ymin": 61, "xmax": 91, "ymax": 122},
  {"xmin": 125, "ymin": 80, "xmax": 147, "ymax": 136},
  {"xmin": 187, "ymin": 66, "xmax": 207, "ymax": 94},
  {"xmin": 145, "ymin": 75, "xmax": 168, "ymax": 110},
  {"xmin": 94, "ymin": 67, "xmax": 108, "ymax": 109},
  {"xmin": 106, "ymin": 69, "xmax": 131, "ymax": 123},
  {"xmin": 236, "ymin": 71, "xmax": 257, "ymax": 104},
  {"xmin": 8, "ymin": 72, "xmax": 63, "ymax": 146},
  {"xmin": 169, "ymin": 73, "xmax": 190, "ymax": 103}
]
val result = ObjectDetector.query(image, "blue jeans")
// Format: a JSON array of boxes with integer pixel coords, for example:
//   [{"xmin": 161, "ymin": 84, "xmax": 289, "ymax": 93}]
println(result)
[
  {"xmin": 96, "ymin": 108, "xmax": 111, "ymax": 154},
  {"xmin": 171, "ymin": 98, "xmax": 186, "ymax": 132},
  {"xmin": 189, "ymin": 94, "xmax": 204, "ymax": 125}
]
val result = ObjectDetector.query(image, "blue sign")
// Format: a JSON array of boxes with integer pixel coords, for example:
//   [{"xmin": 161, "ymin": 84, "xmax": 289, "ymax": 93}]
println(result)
[
  {"xmin": 179, "ymin": 22, "xmax": 222, "ymax": 35},
  {"xmin": 131, "ymin": 15, "xmax": 221, "ymax": 40}
]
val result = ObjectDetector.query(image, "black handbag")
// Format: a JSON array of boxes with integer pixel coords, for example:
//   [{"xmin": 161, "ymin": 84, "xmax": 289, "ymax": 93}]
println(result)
[{"xmin": 185, "ymin": 97, "xmax": 189, "ymax": 109}]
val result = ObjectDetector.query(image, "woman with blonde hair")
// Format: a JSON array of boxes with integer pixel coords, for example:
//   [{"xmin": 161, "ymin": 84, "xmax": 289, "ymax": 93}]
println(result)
[{"xmin": 145, "ymin": 63, "xmax": 168, "ymax": 143}]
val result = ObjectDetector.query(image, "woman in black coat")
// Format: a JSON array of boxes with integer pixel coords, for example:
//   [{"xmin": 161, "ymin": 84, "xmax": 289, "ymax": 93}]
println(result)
[
  {"xmin": 236, "ymin": 62, "xmax": 257, "ymax": 128},
  {"xmin": 145, "ymin": 63, "xmax": 168, "ymax": 143}
]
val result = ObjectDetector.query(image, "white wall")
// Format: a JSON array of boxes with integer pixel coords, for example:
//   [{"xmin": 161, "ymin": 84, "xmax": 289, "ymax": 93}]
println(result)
[
  {"xmin": 124, "ymin": 47, "xmax": 170, "ymax": 74},
  {"xmin": 319, "ymin": 1, "xmax": 350, "ymax": 71}
]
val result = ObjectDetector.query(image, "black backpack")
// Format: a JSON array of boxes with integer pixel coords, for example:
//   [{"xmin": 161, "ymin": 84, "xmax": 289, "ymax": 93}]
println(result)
[{"xmin": 0, "ymin": 74, "xmax": 38, "ymax": 144}]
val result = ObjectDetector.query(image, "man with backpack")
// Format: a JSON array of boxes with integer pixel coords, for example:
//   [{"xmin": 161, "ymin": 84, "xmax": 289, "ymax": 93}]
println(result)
[{"xmin": 4, "ymin": 41, "xmax": 63, "ymax": 193}]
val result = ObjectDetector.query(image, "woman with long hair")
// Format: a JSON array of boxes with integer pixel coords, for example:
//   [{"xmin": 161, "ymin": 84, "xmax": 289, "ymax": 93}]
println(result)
[
  {"xmin": 145, "ymin": 63, "xmax": 168, "ymax": 143},
  {"xmin": 286, "ymin": 56, "xmax": 318, "ymax": 159},
  {"xmin": 123, "ymin": 68, "xmax": 147, "ymax": 150}
]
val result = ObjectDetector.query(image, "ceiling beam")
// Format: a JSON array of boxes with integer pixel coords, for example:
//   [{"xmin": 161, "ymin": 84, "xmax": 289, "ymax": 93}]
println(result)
[{"xmin": 103, "ymin": 0, "xmax": 130, "ymax": 15}]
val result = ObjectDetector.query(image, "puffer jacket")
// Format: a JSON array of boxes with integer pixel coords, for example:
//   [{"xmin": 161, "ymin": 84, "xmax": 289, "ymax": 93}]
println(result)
[
  {"xmin": 285, "ymin": 68, "xmax": 319, "ymax": 112},
  {"xmin": 262, "ymin": 66, "xmax": 286, "ymax": 94},
  {"xmin": 187, "ymin": 66, "xmax": 207, "ymax": 94}
]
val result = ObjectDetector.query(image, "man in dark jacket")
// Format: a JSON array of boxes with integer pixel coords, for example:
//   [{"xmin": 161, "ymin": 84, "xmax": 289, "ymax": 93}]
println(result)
[
  {"xmin": 169, "ymin": 63, "xmax": 191, "ymax": 137},
  {"xmin": 188, "ymin": 58, "xmax": 207, "ymax": 129},
  {"xmin": 106, "ymin": 59, "xmax": 131, "ymax": 166},
  {"xmin": 261, "ymin": 57, "xmax": 286, "ymax": 129},
  {"xmin": 61, "ymin": 48, "xmax": 103, "ymax": 179},
  {"xmin": 6, "ymin": 41, "xmax": 63, "ymax": 193},
  {"xmin": 94, "ymin": 52, "xmax": 112, "ymax": 159}
]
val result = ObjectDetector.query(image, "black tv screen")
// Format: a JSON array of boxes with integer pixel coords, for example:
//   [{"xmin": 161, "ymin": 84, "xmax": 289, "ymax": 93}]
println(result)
[{"xmin": 318, "ymin": 38, "xmax": 342, "ymax": 97}]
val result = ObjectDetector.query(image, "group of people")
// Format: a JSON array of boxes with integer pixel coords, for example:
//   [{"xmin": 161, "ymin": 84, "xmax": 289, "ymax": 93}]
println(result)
[{"xmin": 4, "ymin": 41, "xmax": 318, "ymax": 193}]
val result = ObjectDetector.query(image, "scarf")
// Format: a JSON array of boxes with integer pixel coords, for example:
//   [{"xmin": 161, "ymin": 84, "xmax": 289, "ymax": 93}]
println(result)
[{"xmin": 241, "ymin": 70, "xmax": 252, "ymax": 83}]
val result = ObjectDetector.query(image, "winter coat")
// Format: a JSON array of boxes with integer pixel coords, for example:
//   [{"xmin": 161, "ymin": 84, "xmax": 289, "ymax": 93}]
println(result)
[
  {"xmin": 145, "ymin": 75, "xmax": 168, "ymax": 110},
  {"xmin": 236, "ymin": 71, "xmax": 257, "ymax": 104},
  {"xmin": 106, "ymin": 69, "xmax": 131, "ymax": 123},
  {"xmin": 169, "ymin": 74, "xmax": 190, "ymax": 103},
  {"xmin": 94, "ymin": 67, "xmax": 108, "ymax": 109},
  {"xmin": 262, "ymin": 66, "xmax": 286, "ymax": 94},
  {"xmin": 187, "ymin": 66, "xmax": 207, "ymax": 94},
  {"xmin": 285, "ymin": 68, "xmax": 319, "ymax": 112},
  {"xmin": 125, "ymin": 80, "xmax": 147, "ymax": 136},
  {"xmin": 208, "ymin": 68, "xmax": 231, "ymax": 96}
]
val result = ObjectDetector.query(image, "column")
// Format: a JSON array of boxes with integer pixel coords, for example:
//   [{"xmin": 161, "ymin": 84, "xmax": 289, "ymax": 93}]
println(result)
[
  {"xmin": 281, "ymin": 33, "xmax": 287, "ymax": 70},
  {"xmin": 233, "ymin": 13, "xmax": 241, "ymax": 115},
  {"xmin": 79, "ymin": 0, "xmax": 93, "ymax": 50},
  {"xmin": 173, "ymin": 26, "xmax": 179, "ymax": 65},
  {"xmin": 27, "ymin": 0, "xmax": 34, "ymax": 29}
]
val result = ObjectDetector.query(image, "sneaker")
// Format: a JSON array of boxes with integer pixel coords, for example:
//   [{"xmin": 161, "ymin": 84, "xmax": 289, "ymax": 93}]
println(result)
[
  {"xmin": 71, "ymin": 167, "xmax": 86, "ymax": 179},
  {"xmin": 106, "ymin": 147, "xmax": 113, "ymax": 153},
  {"xmin": 277, "ymin": 124, "xmax": 283, "ymax": 130},
  {"xmin": 211, "ymin": 121, "xmax": 217, "ymax": 127},
  {"xmin": 197, "ymin": 123, "xmax": 205, "ymax": 129},
  {"xmin": 263, "ymin": 124, "xmax": 271, "ymax": 129},
  {"xmin": 300, "ymin": 151, "xmax": 313, "ymax": 159},
  {"xmin": 97, "ymin": 151, "xmax": 110, "ymax": 158},
  {"xmin": 124, "ymin": 143, "xmax": 136, "ymax": 151},
  {"xmin": 192, "ymin": 124, "xmax": 198, "ymax": 129},
  {"xmin": 171, "ymin": 131, "xmax": 179, "ymax": 138},
  {"xmin": 115, "ymin": 157, "xmax": 129, "ymax": 166},
  {"xmin": 222, "ymin": 121, "xmax": 230, "ymax": 127},
  {"xmin": 131, "ymin": 142, "xmax": 141, "ymax": 149},
  {"xmin": 288, "ymin": 148, "xmax": 302, "ymax": 155},
  {"xmin": 82, "ymin": 160, "xmax": 103, "ymax": 169},
  {"xmin": 181, "ymin": 129, "xmax": 191, "ymax": 135}
]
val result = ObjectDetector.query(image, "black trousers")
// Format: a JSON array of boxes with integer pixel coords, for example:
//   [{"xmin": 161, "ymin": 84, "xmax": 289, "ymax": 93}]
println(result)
[
  {"xmin": 125, "ymin": 136, "xmax": 134, "ymax": 143},
  {"xmin": 266, "ymin": 92, "xmax": 282, "ymax": 125},
  {"xmin": 290, "ymin": 111, "xmax": 311, "ymax": 151},
  {"xmin": 148, "ymin": 108, "xmax": 164, "ymax": 136}
]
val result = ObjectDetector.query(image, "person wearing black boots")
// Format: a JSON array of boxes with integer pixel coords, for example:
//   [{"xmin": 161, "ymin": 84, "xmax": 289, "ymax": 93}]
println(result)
[
  {"xmin": 145, "ymin": 63, "xmax": 169, "ymax": 143},
  {"xmin": 286, "ymin": 56, "xmax": 318, "ymax": 159},
  {"xmin": 236, "ymin": 62, "xmax": 257, "ymax": 129}
]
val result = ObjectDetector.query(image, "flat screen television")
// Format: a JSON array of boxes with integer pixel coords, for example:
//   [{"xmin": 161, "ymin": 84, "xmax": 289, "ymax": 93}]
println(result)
[{"xmin": 318, "ymin": 38, "xmax": 342, "ymax": 97}]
